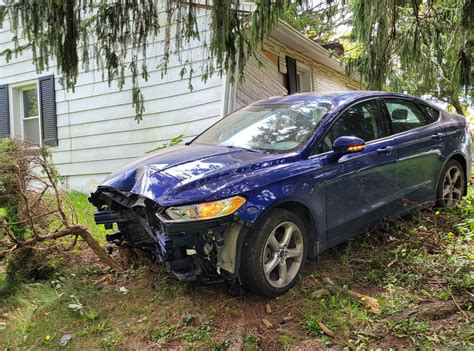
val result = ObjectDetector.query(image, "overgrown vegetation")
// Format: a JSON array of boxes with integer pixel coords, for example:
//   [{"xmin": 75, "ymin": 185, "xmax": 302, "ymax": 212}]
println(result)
[
  {"xmin": 349, "ymin": 0, "xmax": 473, "ymax": 115},
  {"xmin": 282, "ymin": 0, "xmax": 473, "ymax": 115},
  {"xmin": 1, "ymin": 182, "xmax": 472, "ymax": 349},
  {"xmin": 1, "ymin": 1, "xmax": 471, "ymax": 119},
  {"xmin": 0, "ymin": 138, "xmax": 120, "ymax": 300}
]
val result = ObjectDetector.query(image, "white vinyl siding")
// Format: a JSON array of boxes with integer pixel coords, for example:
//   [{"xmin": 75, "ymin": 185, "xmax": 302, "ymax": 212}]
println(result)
[
  {"xmin": 0, "ymin": 10, "xmax": 225, "ymax": 191},
  {"xmin": 235, "ymin": 53, "xmax": 288, "ymax": 109}
]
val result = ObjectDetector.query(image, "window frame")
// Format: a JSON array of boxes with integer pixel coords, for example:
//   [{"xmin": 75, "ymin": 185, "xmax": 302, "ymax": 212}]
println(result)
[
  {"xmin": 295, "ymin": 61, "xmax": 313, "ymax": 93},
  {"xmin": 8, "ymin": 80, "xmax": 43, "ymax": 145},
  {"xmin": 417, "ymin": 102, "xmax": 442, "ymax": 125},
  {"xmin": 309, "ymin": 98, "xmax": 391, "ymax": 157},
  {"xmin": 381, "ymin": 97, "xmax": 440, "ymax": 136}
]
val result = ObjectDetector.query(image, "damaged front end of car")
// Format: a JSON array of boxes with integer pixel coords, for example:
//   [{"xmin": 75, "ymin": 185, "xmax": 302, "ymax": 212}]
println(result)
[{"xmin": 89, "ymin": 187, "xmax": 250, "ymax": 292}]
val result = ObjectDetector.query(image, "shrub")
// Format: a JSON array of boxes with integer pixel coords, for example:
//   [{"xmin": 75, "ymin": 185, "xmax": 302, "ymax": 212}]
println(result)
[{"xmin": 0, "ymin": 138, "xmax": 120, "ymax": 280}]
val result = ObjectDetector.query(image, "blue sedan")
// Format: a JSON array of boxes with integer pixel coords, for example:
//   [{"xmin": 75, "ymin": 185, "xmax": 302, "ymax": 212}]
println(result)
[{"xmin": 90, "ymin": 91, "xmax": 472, "ymax": 297}]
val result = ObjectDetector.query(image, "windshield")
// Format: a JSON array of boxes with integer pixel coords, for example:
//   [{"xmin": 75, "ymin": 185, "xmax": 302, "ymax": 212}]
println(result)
[{"xmin": 193, "ymin": 101, "xmax": 331, "ymax": 153}]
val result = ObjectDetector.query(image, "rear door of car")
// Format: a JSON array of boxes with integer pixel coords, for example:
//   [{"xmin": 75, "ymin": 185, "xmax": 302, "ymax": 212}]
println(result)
[
  {"xmin": 381, "ymin": 98, "xmax": 443, "ymax": 207},
  {"xmin": 313, "ymin": 98, "xmax": 398, "ymax": 245}
]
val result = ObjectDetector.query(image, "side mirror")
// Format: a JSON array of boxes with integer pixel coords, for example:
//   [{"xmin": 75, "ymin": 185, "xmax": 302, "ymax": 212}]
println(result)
[{"xmin": 332, "ymin": 136, "xmax": 365, "ymax": 155}]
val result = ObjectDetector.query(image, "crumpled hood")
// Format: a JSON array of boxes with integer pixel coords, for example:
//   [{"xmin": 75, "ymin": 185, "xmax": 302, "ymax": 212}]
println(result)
[{"xmin": 100, "ymin": 144, "xmax": 297, "ymax": 206}]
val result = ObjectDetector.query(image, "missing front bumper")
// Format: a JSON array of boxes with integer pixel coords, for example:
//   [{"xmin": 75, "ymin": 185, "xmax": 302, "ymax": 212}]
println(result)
[{"xmin": 90, "ymin": 188, "xmax": 249, "ymax": 284}]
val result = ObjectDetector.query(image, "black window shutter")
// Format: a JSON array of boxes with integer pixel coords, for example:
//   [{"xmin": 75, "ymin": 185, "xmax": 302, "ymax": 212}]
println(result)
[
  {"xmin": 286, "ymin": 56, "xmax": 298, "ymax": 95},
  {"xmin": 0, "ymin": 84, "xmax": 10, "ymax": 139},
  {"xmin": 39, "ymin": 75, "xmax": 58, "ymax": 146}
]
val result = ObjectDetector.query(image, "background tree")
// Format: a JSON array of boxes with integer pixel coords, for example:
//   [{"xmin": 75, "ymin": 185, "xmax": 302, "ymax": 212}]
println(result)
[
  {"xmin": 282, "ymin": 0, "xmax": 473, "ymax": 115},
  {"xmin": 351, "ymin": 0, "xmax": 473, "ymax": 115},
  {"xmin": 280, "ymin": 0, "xmax": 351, "ymax": 41}
]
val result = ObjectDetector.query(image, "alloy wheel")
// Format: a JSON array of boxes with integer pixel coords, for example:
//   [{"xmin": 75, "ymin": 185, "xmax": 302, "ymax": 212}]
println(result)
[
  {"xmin": 262, "ymin": 222, "xmax": 304, "ymax": 288},
  {"xmin": 442, "ymin": 166, "xmax": 463, "ymax": 208}
]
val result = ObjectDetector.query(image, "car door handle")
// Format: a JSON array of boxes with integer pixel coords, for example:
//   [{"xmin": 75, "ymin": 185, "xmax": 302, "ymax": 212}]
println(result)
[
  {"xmin": 431, "ymin": 133, "xmax": 445, "ymax": 141},
  {"xmin": 376, "ymin": 146, "xmax": 394, "ymax": 155}
]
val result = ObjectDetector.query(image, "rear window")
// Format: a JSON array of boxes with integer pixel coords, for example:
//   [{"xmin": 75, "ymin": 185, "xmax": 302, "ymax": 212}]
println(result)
[
  {"xmin": 419, "ymin": 104, "xmax": 440, "ymax": 124},
  {"xmin": 384, "ymin": 99, "xmax": 429, "ymax": 134}
]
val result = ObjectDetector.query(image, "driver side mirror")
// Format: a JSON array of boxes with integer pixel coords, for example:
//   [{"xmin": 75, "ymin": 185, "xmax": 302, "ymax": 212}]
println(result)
[{"xmin": 332, "ymin": 136, "xmax": 365, "ymax": 155}]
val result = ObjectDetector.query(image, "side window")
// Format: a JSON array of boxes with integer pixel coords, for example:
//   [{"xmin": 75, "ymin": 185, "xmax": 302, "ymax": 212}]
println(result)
[
  {"xmin": 320, "ymin": 100, "xmax": 386, "ymax": 153},
  {"xmin": 384, "ymin": 99, "xmax": 429, "ymax": 134},
  {"xmin": 419, "ymin": 104, "xmax": 440, "ymax": 124}
]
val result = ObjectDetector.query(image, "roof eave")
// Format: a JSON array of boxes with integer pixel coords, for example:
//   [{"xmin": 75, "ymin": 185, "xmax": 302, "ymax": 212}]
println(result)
[{"xmin": 270, "ymin": 20, "xmax": 354, "ymax": 77}]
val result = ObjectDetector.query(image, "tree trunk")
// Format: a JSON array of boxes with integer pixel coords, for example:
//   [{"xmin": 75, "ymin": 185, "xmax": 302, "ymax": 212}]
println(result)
[{"xmin": 450, "ymin": 95, "xmax": 465, "ymax": 116}]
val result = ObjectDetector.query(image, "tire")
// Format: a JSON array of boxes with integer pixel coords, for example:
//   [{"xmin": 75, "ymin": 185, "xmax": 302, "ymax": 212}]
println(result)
[
  {"xmin": 240, "ymin": 208, "xmax": 307, "ymax": 297},
  {"xmin": 436, "ymin": 159, "xmax": 465, "ymax": 208}
]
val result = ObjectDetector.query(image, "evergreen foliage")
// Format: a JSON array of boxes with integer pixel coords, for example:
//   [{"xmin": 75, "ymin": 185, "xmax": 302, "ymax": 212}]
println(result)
[
  {"xmin": 350, "ymin": 0, "xmax": 473, "ymax": 114},
  {"xmin": 1, "ymin": 1, "xmax": 470, "ymax": 116},
  {"xmin": 0, "ymin": 0, "xmax": 306, "ymax": 121},
  {"xmin": 284, "ymin": 0, "xmax": 473, "ymax": 114}
]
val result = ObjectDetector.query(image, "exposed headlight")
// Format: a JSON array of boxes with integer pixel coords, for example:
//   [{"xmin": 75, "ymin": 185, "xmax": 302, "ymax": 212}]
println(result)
[{"xmin": 164, "ymin": 196, "xmax": 246, "ymax": 222}]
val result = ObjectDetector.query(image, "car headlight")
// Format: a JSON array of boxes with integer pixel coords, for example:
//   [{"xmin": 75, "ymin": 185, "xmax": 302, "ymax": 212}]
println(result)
[{"xmin": 164, "ymin": 196, "xmax": 246, "ymax": 221}]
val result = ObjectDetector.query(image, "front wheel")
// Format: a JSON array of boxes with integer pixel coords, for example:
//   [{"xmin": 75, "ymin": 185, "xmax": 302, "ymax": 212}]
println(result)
[
  {"xmin": 436, "ymin": 160, "xmax": 465, "ymax": 208},
  {"xmin": 240, "ymin": 209, "xmax": 307, "ymax": 297}
]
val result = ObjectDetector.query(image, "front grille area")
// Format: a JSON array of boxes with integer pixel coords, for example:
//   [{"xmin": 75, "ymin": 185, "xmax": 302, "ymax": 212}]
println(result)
[{"xmin": 90, "ymin": 186, "xmax": 237, "ymax": 284}]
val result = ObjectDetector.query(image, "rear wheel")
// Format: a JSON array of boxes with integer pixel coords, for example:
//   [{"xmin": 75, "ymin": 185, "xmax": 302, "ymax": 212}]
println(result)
[
  {"xmin": 436, "ymin": 160, "xmax": 465, "ymax": 208},
  {"xmin": 240, "ymin": 209, "xmax": 307, "ymax": 297}
]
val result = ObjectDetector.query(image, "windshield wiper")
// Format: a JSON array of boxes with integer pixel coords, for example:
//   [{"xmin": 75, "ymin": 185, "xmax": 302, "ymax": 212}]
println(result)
[{"xmin": 223, "ymin": 145, "xmax": 262, "ymax": 153}]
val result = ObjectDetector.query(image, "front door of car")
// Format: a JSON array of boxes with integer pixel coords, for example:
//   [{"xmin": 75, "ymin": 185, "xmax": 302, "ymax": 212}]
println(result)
[
  {"xmin": 314, "ymin": 99, "xmax": 398, "ymax": 245},
  {"xmin": 382, "ymin": 98, "xmax": 443, "ymax": 207}
]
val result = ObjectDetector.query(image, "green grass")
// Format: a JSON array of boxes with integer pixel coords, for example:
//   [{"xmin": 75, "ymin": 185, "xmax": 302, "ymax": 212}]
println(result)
[
  {"xmin": 244, "ymin": 333, "xmax": 260, "ymax": 350},
  {"xmin": 68, "ymin": 191, "xmax": 109, "ymax": 242}
]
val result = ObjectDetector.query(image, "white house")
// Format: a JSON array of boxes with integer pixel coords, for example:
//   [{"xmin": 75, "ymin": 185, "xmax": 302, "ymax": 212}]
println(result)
[{"xmin": 0, "ymin": 9, "xmax": 360, "ymax": 192}]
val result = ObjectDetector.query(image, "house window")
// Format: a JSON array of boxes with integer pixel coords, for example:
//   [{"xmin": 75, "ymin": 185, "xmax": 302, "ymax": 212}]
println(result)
[
  {"xmin": 20, "ymin": 85, "xmax": 41, "ymax": 144},
  {"xmin": 0, "ymin": 75, "xmax": 58, "ymax": 146},
  {"xmin": 285, "ymin": 56, "xmax": 313, "ymax": 94},
  {"xmin": 296, "ymin": 62, "xmax": 312, "ymax": 93}
]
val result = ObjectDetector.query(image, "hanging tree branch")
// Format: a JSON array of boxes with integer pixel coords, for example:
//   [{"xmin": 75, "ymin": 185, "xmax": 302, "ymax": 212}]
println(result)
[
  {"xmin": 349, "ymin": 0, "xmax": 473, "ymax": 112},
  {"xmin": 0, "ymin": 0, "xmax": 311, "ymax": 121}
]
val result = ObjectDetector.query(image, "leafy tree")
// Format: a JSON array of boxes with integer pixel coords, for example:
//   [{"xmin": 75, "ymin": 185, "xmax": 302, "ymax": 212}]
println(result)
[
  {"xmin": 0, "ymin": 0, "xmax": 312, "ymax": 121},
  {"xmin": 351, "ymin": 0, "xmax": 472, "ymax": 115},
  {"xmin": 284, "ymin": 0, "xmax": 473, "ymax": 115},
  {"xmin": 280, "ymin": 0, "xmax": 350, "ymax": 41}
]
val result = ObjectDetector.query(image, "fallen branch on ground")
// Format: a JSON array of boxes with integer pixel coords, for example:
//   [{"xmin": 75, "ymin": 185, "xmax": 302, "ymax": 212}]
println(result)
[
  {"xmin": 392, "ymin": 300, "xmax": 466, "ymax": 323},
  {"xmin": 0, "ymin": 138, "xmax": 121, "ymax": 272}
]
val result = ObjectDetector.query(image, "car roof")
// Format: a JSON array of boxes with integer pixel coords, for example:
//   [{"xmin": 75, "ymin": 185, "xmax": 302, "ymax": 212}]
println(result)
[{"xmin": 252, "ymin": 91, "xmax": 422, "ymax": 108}]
